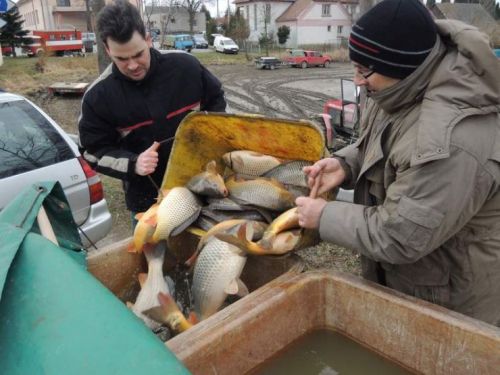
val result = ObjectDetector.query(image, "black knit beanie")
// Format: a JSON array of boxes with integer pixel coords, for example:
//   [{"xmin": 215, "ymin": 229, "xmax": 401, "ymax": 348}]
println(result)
[{"xmin": 349, "ymin": 0, "xmax": 437, "ymax": 79}]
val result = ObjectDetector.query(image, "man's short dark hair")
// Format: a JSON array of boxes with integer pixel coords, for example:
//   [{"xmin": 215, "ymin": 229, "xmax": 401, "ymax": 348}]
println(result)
[{"xmin": 97, "ymin": 0, "xmax": 146, "ymax": 46}]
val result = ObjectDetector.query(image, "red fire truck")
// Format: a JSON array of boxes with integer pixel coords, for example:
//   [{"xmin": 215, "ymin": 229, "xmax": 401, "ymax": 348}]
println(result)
[{"xmin": 22, "ymin": 29, "xmax": 84, "ymax": 57}]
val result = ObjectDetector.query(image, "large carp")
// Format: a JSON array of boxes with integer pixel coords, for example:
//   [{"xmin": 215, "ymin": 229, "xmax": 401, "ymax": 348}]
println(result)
[
  {"xmin": 225, "ymin": 175, "xmax": 295, "ymax": 211},
  {"xmin": 192, "ymin": 225, "xmax": 252, "ymax": 320},
  {"xmin": 131, "ymin": 243, "xmax": 171, "ymax": 329},
  {"xmin": 152, "ymin": 186, "xmax": 202, "ymax": 242},
  {"xmin": 222, "ymin": 150, "xmax": 283, "ymax": 176}
]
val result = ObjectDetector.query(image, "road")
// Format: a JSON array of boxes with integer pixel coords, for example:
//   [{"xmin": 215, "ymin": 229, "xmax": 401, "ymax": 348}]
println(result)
[{"xmin": 209, "ymin": 63, "xmax": 354, "ymax": 120}]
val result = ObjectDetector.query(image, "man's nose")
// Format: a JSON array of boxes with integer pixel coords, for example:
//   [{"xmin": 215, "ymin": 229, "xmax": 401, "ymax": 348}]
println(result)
[
  {"xmin": 127, "ymin": 59, "xmax": 139, "ymax": 71},
  {"xmin": 353, "ymin": 76, "xmax": 366, "ymax": 86}
]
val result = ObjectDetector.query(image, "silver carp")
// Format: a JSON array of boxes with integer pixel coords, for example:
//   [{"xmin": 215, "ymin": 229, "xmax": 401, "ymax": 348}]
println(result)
[
  {"xmin": 222, "ymin": 150, "xmax": 283, "ymax": 176},
  {"xmin": 225, "ymin": 175, "xmax": 295, "ymax": 211},
  {"xmin": 131, "ymin": 243, "xmax": 171, "ymax": 329},
  {"xmin": 263, "ymin": 160, "xmax": 312, "ymax": 188},
  {"xmin": 152, "ymin": 186, "xmax": 202, "ymax": 242},
  {"xmin": 192, "ymin": 225, "xmax": 251, "ymax": 320}
]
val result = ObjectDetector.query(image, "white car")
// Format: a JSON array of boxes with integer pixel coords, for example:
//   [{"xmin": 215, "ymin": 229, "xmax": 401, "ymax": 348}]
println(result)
[
  {"xmin": 0, "ymin": 91, "xmax": 112, "ymax": 248},
  {"xmin": 214, "ymin": 36, "xmax": 239, "ymax": 54}
]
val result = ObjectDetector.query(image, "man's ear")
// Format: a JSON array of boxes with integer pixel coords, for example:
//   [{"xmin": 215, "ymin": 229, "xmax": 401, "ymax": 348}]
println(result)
[
  {"xmin": 146, "ymin": 33, "xmax": 153, "ymax": 48},
  {"xmin": 103, "ymin": 42, "xmax": 111, "ymax": 57}
]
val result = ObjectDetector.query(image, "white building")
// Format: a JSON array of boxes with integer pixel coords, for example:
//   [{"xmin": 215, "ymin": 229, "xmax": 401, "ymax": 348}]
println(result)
[{"xmin": 234, "ymin": 0, "xmax": 359, "ymax": 47}]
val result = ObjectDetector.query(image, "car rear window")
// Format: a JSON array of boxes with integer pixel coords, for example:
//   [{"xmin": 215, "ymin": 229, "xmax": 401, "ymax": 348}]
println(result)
[{"xmin": 0, "ymin": 99, "xmax": 74, "ymax": 178}]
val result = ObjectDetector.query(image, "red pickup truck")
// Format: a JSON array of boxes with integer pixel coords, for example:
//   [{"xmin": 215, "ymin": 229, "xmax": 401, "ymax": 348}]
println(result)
[{"xmin": 283, "ymin": 49, "xmax": 332, "ymax": 68}]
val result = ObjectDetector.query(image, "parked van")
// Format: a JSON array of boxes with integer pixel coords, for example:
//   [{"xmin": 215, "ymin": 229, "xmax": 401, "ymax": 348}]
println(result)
[
  {"xmin": 214, "ymin": 36, "xmax": 239, "ymax": 54},
  {"xmin": 161, "ymin": 34, "xmax": 193, "ymax": 52}
]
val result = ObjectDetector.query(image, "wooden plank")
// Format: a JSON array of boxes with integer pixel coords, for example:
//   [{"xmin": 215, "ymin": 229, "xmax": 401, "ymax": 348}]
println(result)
[{"xmin": 48, "ymin": 82, "xmax": 89, "ymax": 95}]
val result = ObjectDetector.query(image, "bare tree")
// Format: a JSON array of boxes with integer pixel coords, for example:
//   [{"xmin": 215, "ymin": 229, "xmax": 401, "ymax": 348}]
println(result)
[
  {"xmin": 92, "ymin": 0, "xmax": 111, "ymax": 74},
  {"xmin": 182, "ymin": 0, "xmax": 203, "ymax": 34},
  {"xmin": 144, "ymin": 0, "xmax": 159, "ymax": 32}
]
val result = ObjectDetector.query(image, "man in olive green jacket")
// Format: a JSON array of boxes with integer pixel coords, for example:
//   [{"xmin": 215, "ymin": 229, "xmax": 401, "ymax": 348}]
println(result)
[{"xmin": 296, "ymin": 0, "xmax": 500, "ymax": 326}]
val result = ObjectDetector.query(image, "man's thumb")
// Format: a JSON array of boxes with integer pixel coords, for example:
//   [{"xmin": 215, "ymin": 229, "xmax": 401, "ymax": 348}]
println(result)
[{"xmin": 148, "ymin": 141, "xmax": 160, "ymax": 152}]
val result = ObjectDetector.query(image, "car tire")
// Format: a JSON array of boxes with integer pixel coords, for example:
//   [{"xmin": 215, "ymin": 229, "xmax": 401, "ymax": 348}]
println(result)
[
  {"xmin": 301, "ymin": 61, "xmax": 307, "ymax": 69},
  {"xmin": 270, "ymin": 64, "xmax": 275, "ymax": 70},
  {"xmin": 324, "ymin": 60, "xmax": 330, "ymax": 68}
]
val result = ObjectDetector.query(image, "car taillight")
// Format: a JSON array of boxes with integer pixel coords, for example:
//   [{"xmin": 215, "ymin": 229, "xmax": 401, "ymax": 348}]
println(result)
[{"xmin": 78, "ymin": 156, "xmax": 104, "ymax": 204}]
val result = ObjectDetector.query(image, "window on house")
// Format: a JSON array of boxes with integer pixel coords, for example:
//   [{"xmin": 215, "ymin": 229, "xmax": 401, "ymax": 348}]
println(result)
[
  {"xmin": 254, "ymin": 3, "xmax": 257, "ymax": 30},
  {"xmin": 265, "ymin": 3, "xmax": 271, "ymax": 23},
  {"xmin": 193, "ymin": 19, "xmax": 197, "ymax": 26},
  {"xmin": 337, "ymin": 25, "xmax": 343, "ymax": 34},
  {"xmin": 327, "ymin": 25, "xmax": 331, "ymax": 32},
  {"xmin": 322, "ymin": 4, "xmax": 330, "ymax": 16},
  {"xmin": 171, "ymin": 17, "xmax": 176, "ymax": 23},
  {"xmin": 56, "ymin": 0, "xmax": 70, "ymax": 6}
]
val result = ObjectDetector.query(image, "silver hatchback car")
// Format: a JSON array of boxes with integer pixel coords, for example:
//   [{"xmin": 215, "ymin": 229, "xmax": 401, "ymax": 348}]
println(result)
[{"xmin": 0, "ymin": 91, "xmax": 112, "ymax": 248}]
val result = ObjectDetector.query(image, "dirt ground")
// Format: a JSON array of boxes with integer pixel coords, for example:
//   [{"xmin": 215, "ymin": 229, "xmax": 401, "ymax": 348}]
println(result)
[{"xmin": 27, "ymin": 61, "xmax": 361, "ymax": 275}]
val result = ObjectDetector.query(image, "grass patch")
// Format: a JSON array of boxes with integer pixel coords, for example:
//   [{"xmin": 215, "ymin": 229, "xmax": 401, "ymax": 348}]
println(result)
[
  {"xmin": 192, "ymin": 49, "xmax": 256, "ymax": 65},
  {"xmin": 0, "ymin": 55, "xmax": 98, "ymax": 95}
]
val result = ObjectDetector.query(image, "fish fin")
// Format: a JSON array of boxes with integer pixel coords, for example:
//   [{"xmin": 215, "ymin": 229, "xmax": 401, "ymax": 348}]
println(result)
[
  {"xmin": 142, "ymin": 306, "xmax": 166, "ymax": 325},
  {"xmin": 187, "ymin": 312, "xmax": 199, "ymax": 325},
  {"xmin": 170, "ymin": 208, "xmax": 202, "ymax": 237},
  {"xmin": 225, "ymin": 278, "xmax": 249, "ymax": 297},
  {"xmin": 259, "ymin": 234, "xmax": 276, "ymax": 250},
  {"xmin": 138, "ymin": 272, "xmax": 147, "ymax": 288},
  {"xmin": 134, "ymin": 212, "xmax": 144, "ymax": 220},
  {"xmin": 215, "ymin": 224, "xmax": 268, "ymax": 256},
  {"xmin": 126, "ymin": 301, "xmax": 134, "ymax": 309},
  {"xmin": 205, "ymin": 160, "xmax": 217, "ymax": 173},
  {"xmin": 155, "ymin": 292, "xmax": 193, "ymax": 333},
  {"xmin": 186, "ymin": 226, "xmax": 207, "ymax": 238},
  {"xmin": 224, "ymin": 279, "xmax": 239, "ymax": 295},
  {"xmin": 127, "ymin": 241, "xmax": 138, "ymax": 253},
  {"xmin": 144, "ymin": 215, "xmax": 157, "ymax": 227}
]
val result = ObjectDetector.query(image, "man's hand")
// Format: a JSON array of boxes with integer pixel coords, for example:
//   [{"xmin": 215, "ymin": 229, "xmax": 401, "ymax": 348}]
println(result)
[
  {"xmin": 303, "ymin": 158, "xmax": 346, "ymax": 196},
  {"xmin": 295, "ymin": 197, "xmax": 327, "ymax": 229},
  {"xmin": 135, "ymin": 142, "xmax": 160, "ymax": 176}
]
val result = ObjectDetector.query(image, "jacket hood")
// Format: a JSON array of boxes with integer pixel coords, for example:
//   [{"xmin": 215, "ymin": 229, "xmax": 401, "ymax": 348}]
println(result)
[
  {"xmin": 428, "ymin": 20, "xmax": 500, "ymax": 109},
  {"xmin": 370, "ymin": 20, "xmax": 500, "ymax": 166}
]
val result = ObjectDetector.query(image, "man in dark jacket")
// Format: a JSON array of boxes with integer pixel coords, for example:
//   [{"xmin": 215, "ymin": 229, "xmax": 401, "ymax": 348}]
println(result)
[
  {"xmin": 78, "ymin": 0, "xmax": 226, "ymax": 216},
  {"xmin": 296, "ymin": 0, "xmax": 500, "ymax": 326}
]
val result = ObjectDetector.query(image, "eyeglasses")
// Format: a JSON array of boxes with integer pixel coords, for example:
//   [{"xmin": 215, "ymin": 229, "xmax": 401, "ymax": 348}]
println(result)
[{"xmin": 354, "ymin": 65, "xmax": 375, "ymax": 80}]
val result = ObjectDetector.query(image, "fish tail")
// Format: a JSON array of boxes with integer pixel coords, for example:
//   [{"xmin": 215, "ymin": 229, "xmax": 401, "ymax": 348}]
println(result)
[
  {"xmin": 258, "ymin": 233, "xmax": 276, "ymax": 250},
  {"xmin": 184, "ymin": 248, "xmax": 200, "ymax": 268},
  {"xmin": 157, "ymin": 292, "xmax": 193, "ymax": 332}
]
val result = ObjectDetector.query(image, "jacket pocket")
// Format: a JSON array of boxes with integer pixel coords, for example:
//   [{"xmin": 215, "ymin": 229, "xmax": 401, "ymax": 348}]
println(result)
[
  {"xmin": 382, "ymin": 260, "xmax": 451, "ymax": 307},
  {"xmin": 385, "ymin": 196, "xmax": 445, "ymax": 252}
]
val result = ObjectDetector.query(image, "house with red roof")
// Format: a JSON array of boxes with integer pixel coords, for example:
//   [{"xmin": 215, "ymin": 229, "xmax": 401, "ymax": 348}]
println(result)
[{"xmin": 234, "ymin": 0, "xmax": 359, "ymax": 47}]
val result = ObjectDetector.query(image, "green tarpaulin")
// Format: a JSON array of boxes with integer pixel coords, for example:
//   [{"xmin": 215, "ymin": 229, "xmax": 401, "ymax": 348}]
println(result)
[{"xmin": 0, "ymin": 182, "xmax": 190, "ymax": 375}]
